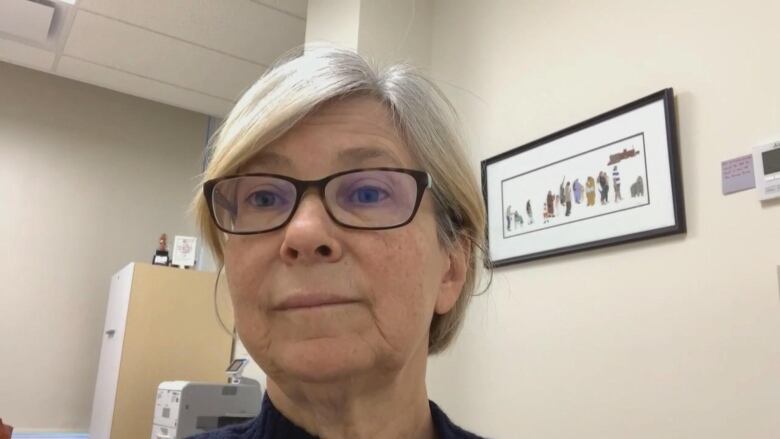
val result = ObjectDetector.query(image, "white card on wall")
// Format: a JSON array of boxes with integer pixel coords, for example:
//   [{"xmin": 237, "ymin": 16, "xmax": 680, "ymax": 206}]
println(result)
[{"xmin": 721, "ymin": 154, "xmax": 755, "ymax": 195}]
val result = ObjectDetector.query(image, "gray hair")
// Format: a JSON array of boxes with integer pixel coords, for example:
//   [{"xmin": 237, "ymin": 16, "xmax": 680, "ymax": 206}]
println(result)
[{"xmin": 192, "ymin": 45, "xmax": 488, "ymax": 354}]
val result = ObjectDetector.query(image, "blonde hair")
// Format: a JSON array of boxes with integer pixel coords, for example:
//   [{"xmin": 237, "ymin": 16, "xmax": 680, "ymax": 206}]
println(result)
[{"xmin": 192, "ymin": 46, "xmax": 488, "ymax": 354}]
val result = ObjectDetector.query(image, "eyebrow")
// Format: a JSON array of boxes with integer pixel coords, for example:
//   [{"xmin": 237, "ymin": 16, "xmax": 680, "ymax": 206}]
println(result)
[
  {"xmin": 336, "ymin": 146, "xmax": 404, "ymax": 167},
  {"xmin": 245, "ymin": 151, "xmax": 294, "ymax": 170},
  {"xmin": 244, "ymin": 146, "xmax": 404, "ymax": 173}
]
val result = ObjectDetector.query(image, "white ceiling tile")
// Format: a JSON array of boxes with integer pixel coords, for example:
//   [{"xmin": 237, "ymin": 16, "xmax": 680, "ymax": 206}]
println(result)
[
  {"xmin": 252, "ymin": 0, "xmax": 309, "ymax": 19},
  {"xmin": 0, "ymin": 39, "xmax": 55, "ymax": 71},
  {"xmin": 0, "ymin": 0, "xmax": 55, "ymax": 43},
  {"xmin": 77, "ymin": 0, "xmax": 305, "ymax": 65},
  {"xmin": 64, "ymin": 11, "xmax": 267, "ymax": 101},
  {"xmin": 57, "ymin": 55, "xmax": 234, "ymax": 117}
]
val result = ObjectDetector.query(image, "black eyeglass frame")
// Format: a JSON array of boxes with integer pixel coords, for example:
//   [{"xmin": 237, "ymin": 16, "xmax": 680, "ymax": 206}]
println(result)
[{"xmin": 203, "ymin": 167, "xmax": 433, "ymax": 235}]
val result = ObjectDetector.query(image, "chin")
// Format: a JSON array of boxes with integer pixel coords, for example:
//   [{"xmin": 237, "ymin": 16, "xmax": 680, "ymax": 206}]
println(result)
[{"xmin": 274, "ymin": 337, "xmax": 381, "ymax": 383}]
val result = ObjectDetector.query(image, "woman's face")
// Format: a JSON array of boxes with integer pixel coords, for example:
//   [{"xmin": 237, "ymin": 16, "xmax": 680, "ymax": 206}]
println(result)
[{"xmin": 223, "ymin": 96, "xmax": 466, "ymax": 383}]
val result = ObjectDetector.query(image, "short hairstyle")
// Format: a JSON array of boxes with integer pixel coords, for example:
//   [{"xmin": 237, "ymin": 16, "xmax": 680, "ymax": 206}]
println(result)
[{"xmin": 192, "ymin": 45, "xmax": 488, "ymax": 354}]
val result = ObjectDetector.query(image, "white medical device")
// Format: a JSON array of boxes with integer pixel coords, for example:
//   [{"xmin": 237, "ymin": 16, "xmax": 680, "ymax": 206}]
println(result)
[
  {"xmin": 753, "ymin": 141, "xmax": 780, "ymax": 200},
  {"xmin": 151, "ymin": 359, "xmax": 262, "ymax": 439}
]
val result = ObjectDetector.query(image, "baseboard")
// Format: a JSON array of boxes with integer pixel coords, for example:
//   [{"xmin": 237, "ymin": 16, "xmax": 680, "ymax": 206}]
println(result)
[{"xmin": 12, "ymin": 433, "xmax": 88, "ymax": 439}]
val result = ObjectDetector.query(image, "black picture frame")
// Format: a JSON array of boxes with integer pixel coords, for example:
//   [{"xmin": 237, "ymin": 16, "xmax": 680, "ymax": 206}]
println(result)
[{"xmin": 481, "ymin": 88, "xmax": 686, "ymax": 267}]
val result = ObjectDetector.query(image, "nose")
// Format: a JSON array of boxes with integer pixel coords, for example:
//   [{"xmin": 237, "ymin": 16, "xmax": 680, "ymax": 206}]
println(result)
[{"xmin": 279, "ymin": 192, "xmax": 343, "ymax": 264}]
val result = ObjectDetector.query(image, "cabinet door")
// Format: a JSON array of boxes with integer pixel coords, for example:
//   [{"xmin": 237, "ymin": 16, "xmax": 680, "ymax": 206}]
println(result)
[
  {"xmin": 88, "ymin": 263, "xmax": 135, "ymax": 439},
  {"xmin": 111, "ymin": 263, "xmax": 231, "ymax": 439}
]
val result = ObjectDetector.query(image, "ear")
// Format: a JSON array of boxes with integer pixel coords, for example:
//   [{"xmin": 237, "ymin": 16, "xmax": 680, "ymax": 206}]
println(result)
[{"xmin": 434, "ymin": 238, "xmax": 469, "ymax": 315}]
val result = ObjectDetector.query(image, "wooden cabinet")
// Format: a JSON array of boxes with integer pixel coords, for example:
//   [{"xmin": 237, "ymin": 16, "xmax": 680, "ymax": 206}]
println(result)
[{"xmin": 89, "ymin": 262, "xmax": 234, "ymax": 439}]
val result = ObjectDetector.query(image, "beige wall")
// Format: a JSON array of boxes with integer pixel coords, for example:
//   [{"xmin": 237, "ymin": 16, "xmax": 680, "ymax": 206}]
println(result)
[
  {"xmin": 305, "ymin": 0, "xmax": 362, "ymax": 49},
  {"xmin": 425, "ymin": 1, "xmax": 780, "ymax": 438},
  {"xmin": 0, "ymin": 61, "xmax": 208, "ymax": 430},
  {"xmin": 304, "ymin": 0, "xmax": 433, "ymax": 71},
  {"xmin": 357, "ymin": 0, "xmax": 433, "ymax": 70}
]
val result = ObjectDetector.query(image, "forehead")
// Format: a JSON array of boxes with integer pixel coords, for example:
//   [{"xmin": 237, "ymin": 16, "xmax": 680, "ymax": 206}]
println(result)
[{"xmin": 242, "ymin": 96, "xmax": 417, "ymax": 175}]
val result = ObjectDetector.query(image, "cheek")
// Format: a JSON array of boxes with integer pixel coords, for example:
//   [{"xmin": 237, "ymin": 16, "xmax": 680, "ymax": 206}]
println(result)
[
  {"xmin": 224, "ymin": 236, "xmax": 276, "ymax": 309},
  {"xmin": 364, "ymin": 225, "xmax": 442, "ymax": 341},
  {"xmin": 223, "ymin": 236, "xmax": 280, "ymax": 358}
]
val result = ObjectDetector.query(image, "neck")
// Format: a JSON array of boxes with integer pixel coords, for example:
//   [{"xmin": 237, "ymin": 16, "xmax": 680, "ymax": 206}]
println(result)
[{"xmin": 265, "ymin": 342, "xmax": 435, "ymax": 439}]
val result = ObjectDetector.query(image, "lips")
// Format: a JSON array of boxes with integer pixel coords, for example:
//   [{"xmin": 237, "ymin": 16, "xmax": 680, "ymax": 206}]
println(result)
[{"xmin": 274, "ymin": 293, "xmax": 358, "ymax": 311}]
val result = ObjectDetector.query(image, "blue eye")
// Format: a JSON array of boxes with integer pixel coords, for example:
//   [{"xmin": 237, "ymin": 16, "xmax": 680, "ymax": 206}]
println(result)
[
  {"xmin": 246, "ymin": 190, "xmax": 285, "ymax": 208},
  {"xmin": 349, "ymin": 186, "xmax": 388, "ymax": 204}
]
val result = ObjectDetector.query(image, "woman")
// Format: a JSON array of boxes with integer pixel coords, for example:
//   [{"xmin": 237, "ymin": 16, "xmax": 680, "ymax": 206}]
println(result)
[
  {"xmin": 191, "ymin": 46, "xmax": 487, "ymax": 438},
  {"xmin": 598, "ymin": 171, "xmax": 610, "ymax": 204},
  {"xmin": 546, "ymin": 190, "xmax": 555, "ymax": 217},
  {"xmin": 572, "ymin": 178, "xmax": 582, "ymax": 204}
]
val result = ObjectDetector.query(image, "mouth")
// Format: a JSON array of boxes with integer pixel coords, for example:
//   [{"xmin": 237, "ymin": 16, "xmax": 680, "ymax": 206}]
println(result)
[{"xmin": 274, "ymin": 293, "xmax": 359, "ymax": 311}]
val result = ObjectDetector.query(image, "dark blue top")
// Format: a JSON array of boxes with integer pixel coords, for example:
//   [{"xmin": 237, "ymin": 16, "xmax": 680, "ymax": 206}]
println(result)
[{"xmin": 188, "ymin": 393, "xmax": 484, "ymax": 439}]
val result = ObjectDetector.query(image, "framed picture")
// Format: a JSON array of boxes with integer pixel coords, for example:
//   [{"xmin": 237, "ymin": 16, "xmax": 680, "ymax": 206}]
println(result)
[
  {"xmin": 171, "ymin": 235, "xmax": 198, "ymax": 268},
  {"xmin": 481, "ymin": 88, "xmax": 685, "ymax": 266}
]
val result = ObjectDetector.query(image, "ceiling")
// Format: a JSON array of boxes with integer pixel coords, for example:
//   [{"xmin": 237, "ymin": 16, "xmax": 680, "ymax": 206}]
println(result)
[{"xmin": 0, "ymin": 0, "xmax": 308, "ymax": 116}]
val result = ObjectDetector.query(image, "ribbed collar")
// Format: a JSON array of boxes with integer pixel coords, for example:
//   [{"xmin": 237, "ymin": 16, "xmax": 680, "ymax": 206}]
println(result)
[{"xmin": 241, "ymin": 392, "xmax": 484, "ymax": 439}]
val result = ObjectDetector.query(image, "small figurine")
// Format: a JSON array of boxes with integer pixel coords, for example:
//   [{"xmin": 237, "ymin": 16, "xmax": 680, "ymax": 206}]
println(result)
[
  {"xmin": 152, "ymin": 233, "xmax": 171, "ymax": 266},
  {"xmin": 1, "ymin": 418, "xmax": 14, "ymax": 439}
]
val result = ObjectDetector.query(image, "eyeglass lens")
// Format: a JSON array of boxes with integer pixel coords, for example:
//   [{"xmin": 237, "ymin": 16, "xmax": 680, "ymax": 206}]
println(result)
[{"xmin": 211, "ymin": 170, "xmax": 420, "ymax": 232}]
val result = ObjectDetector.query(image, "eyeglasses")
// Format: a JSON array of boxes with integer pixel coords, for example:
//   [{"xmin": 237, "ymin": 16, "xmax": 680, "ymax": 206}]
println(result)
[{"xmin": 203, "ymin": 167, "xmax": 432, "ymax": 235}]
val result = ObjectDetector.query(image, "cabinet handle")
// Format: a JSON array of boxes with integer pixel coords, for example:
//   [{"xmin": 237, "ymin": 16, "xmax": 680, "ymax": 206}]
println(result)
[{"xmin": 105, "ymin": 329, "xmax": 116, "ymax": 337}]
